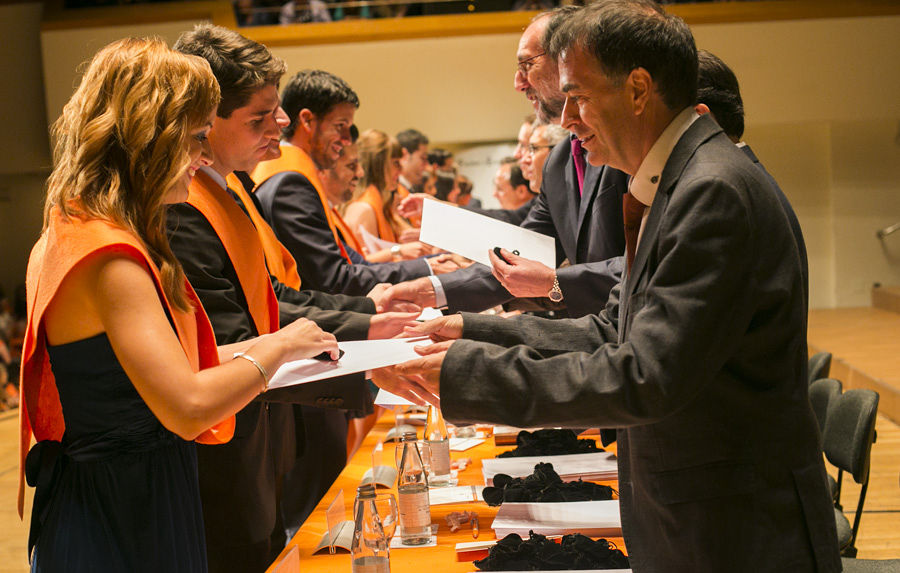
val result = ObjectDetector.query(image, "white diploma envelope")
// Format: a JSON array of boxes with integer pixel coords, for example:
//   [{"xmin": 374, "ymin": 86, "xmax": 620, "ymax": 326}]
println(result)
[
  {"xmin": 419, "ymin": 199, "xmax": 556, "ymax": 268},
  {"xmin": 267, "ymin": 336, "xmax": 431, "ymax": 389}
]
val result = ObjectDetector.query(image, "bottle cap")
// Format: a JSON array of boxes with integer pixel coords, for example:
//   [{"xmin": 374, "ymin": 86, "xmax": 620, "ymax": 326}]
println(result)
[
  {"xmin": 402, "ymin": 431, "xmax": 418, "ymax": 442},
  {"xmin": 356, "ymin": 483, "xmax": 377, "ymax": 499}
]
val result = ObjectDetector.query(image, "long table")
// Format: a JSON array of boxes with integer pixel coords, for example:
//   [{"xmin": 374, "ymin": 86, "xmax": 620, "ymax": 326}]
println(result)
[{"xmin": 266, "ymin": 414, "xmax": 623, "ymax": 572}]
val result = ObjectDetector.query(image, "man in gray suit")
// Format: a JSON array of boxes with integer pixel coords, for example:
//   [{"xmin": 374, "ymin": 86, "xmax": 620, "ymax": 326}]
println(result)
[
  {"xmin": 382, "ymin": 7, "xmax": 628, "ymax": 319},
  {"xmin": 374, "ymin": 2, "xmax": 839, "ymax": 570}
]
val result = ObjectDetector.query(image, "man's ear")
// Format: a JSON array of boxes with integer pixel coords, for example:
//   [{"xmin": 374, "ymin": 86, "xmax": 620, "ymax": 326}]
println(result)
[
  {"xmin": 628, "ymin": 67, "xmax": 653, "ymax": 116},
  {"xmin": 695, "ymin": 103, "xmax": 710, "ymax": 116},
  {"xmin": 298, "ymin": 108, "xmax": 316, "ymax": 132}
]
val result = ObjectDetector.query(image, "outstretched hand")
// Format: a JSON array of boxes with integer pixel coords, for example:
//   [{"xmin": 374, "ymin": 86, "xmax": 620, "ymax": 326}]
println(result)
[
  {"xmin": 371, "ymin": 345, "xmax": 447, "ymax": 407},
  {"xmin": 367, "ymin": 283, "xmax": 421, "ymax": 313},
  {"xmin": 402, "ymin": 314, "xmax": 463, "ymax": 342},
  {"xmin": 488, "ymin": 248, "xmax": 557, "ymax": 298}
]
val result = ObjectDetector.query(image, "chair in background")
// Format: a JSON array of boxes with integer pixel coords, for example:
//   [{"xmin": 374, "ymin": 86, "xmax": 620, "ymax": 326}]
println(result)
[
  {"xmin": 823, "ymin": 389, "xmax": 880, "ymax": 558},
  {"xmin": 809, "ymin": 378, "xmax": 844, "ymax": 505},
  {"xmin": 808, "ymin": 351, "xmax": 833, "ymax": 385}
]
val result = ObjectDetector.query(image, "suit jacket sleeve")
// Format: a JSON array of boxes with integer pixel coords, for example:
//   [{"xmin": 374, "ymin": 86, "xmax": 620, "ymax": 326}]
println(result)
[
  {"xmin": 556, "ymin": 256, "xmax": 624, "ymax": 318},
  {"xmin": 441, "ymin": 174, "xmax": 756, "ymax": 430},
  {"xmin": 256, "ymin": 172, "xmax": 430, "ymax": 296}
]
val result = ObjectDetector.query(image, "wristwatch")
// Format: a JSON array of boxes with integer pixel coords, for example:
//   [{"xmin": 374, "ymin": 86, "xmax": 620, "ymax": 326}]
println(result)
[
  {"xmin": 391, "ymin": 244, "xmax": 402, "ymax": 261},
  {"xmin": 548, "ymin": 275, "xmax": 564, "ymax": 303}
]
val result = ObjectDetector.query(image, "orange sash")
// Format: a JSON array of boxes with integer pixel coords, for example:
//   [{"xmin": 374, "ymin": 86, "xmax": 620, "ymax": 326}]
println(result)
[
  {"xmin": 18, "ymin": 208, "xmax": 233, "ymax": 516},
  {"xmin": 224, "ymin": 172, "xmax": 302, "ymax": 290},
  {"xmin": 187, "ymin": 171, "xmax": 280, "ymax": 337},
  {"xmin": 330, "ymin": 205, "xmax": 364, "ymax": 255},
  {"xmin": 353, "ymin": 185, "xmax": 397, "ymax": 243},
  {"xmin": 252, "ymin": 144, "xmax": 354, "ymax": 263}
]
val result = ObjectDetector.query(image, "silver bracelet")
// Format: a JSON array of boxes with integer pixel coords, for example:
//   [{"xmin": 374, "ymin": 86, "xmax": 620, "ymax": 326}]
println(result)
[{"xmin": 233, "ymin": 351, "xmax": 270, "ymax": 392}]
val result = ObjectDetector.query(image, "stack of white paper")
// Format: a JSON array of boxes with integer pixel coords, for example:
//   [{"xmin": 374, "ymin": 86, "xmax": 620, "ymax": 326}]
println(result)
[
  {"xmin": 490, "ymin": 500, "xmax": 621, "ymax": 538},
  {"xmin": 481, "ymin": 452, "xmax": 618, "ymax": 486}
]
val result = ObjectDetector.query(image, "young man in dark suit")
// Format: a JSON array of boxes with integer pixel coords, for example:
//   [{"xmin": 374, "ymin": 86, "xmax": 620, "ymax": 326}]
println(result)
[
  {"xmin": 169, "ymin": 25, "xmax": 417, "ymax": 572},
  {"xmin": 375, "ymin": 2, "xmax": 840, "ymax": 570},
  {"xmin": 251, "ymin": 70, "xmax": 438, "ymax": 296}
]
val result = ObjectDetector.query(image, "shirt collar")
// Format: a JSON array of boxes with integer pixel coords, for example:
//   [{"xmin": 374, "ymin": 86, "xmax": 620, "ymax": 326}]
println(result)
[
  {"xmin": 201, "ymin": 165, "xmax": 228, "ymax": 191},
  {"xmin": 398, "ymin": 175, "xmax": 412, "ymax": 191},
  {"xmin": 629, "ymin": 107, "xmax": 699, "ymax": 207}
]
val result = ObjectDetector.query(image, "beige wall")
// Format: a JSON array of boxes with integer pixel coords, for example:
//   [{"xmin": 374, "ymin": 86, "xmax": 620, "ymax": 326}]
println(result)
[{"xmin": 1, "ymin": 5, "xmax": 898, "ymax": 308}]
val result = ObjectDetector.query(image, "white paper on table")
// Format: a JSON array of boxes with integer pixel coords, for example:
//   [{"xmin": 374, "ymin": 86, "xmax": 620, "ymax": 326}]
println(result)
[
  {"xmin": 481, "ymin": 452, "xmax": 618, "ymax": 485},
  {"xmin": 491, "ymin": 500, "xmax": 621, "ymax": 538},
  {"xmin": 427, "ymin": 485, "xmax": 483, "ymax": 506},
  {"xmin": 267, "ymin": 337, "xmax": 430, "ymax": 389},
  {"xmin": 357, "ymin": 225, "xmax": 399, "ymax": 253},
  {"xmin": 449, "ymin": 437, "xmax": 485, "ymax": 451},
  {"xmin": 419, "ymin": 200, "xmax": 556, "ymax": 268}
]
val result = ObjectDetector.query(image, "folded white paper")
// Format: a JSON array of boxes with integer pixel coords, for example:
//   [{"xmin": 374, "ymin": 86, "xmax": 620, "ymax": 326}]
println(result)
[
  {"xmin": 428, "ymin": 485, "xmax": 483, "ymax": 506},
  {"xmin": 449, "ymin": 437, "xmax": 485, "ymax": 451},
  {"xmin": 481, "ymin": 452, "xmax": 618, "ymax": 485},
  {"xmin": 374, "ymin": 388, "xmax": 415, "ymax": 407},
  {"xmin": 419, "ymin": 200, "xmax": 556, "ymax": 268},
  {"xmin": 491, "ymin": 500, "xmax": 621, "ymax": 538},
  {"xmin": 358, "ymin": 224, "xmax": 398, "ymax": 253},
  {"xmin": 416, "ymin": 307, "xmax": 444, "ymax": 322},
  {"xmin": 267, "ymin": 337, "xmax": 431, "ymax": 389}
]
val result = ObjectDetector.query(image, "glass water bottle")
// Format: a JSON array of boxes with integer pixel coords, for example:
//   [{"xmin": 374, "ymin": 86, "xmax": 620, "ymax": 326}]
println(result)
[
  {"xmin": 424, "ymin": 405, "xmax": 451, "ymax": 486},
  {"xmin": 396, "ymin": 432, "xmax": 431, "ymax": 545},
  {"xmin": 351, "ymin": 484, "xmax": 390, "ymax": 573}
]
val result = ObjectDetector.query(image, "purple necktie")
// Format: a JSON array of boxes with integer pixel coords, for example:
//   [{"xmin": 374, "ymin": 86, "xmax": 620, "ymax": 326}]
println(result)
[{"xmin": 571, "ymin": 138, "xmax": 586, "ymax": 196}]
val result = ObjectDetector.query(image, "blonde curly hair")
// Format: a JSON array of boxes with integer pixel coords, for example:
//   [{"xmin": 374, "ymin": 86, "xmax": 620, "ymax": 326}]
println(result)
[{"xmin": 44, "ymin": 37, "xmax": 220, "ymax": 311}]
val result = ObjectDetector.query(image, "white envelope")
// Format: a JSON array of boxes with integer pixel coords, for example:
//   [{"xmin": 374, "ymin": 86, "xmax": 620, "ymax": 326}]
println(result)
[{"xmin": 419, "ymin": 199, "xmax": 556, "ymax": 268}]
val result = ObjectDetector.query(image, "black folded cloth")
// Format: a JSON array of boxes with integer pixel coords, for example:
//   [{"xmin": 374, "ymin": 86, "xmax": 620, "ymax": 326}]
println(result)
[
  {"xmin": 497, "ymin": 429, "xmax": 603, "ymax": 458},
  {"xmin": 482, "ymin": 462, "xmax": 615, "ymax": 506},
  {"xmin": 474, "ymin": 531, "xmax": 629, "ymax": 571}
]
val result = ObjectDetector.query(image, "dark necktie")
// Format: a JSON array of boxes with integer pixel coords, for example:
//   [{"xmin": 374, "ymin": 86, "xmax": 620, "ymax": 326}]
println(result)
[
  {"xmin": 571, "ymin": 138, "xmax": 586, "ymax": 196},
  {"xmin": 623, "ymin": 191, "xmax": 646, "ymax": 272}
]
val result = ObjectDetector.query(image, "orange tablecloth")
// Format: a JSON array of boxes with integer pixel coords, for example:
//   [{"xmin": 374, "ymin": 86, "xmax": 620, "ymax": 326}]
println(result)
[{"xmin": 267, "ymin": 415, "xmax": 623, "ymax": 572}]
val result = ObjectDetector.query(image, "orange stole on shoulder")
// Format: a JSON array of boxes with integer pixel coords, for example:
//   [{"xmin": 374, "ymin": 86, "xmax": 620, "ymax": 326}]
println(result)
[
  {"xmin": 354, "ymin": 185, "xmax": 397, "ymax": 244},
  {"xmin": 187, "ymin": 171, "xmax": 280, "ymax": 337},
  {"xmin": 252, "ymin": 144, "xmax": 356, "ymax": 263},
  {"xmin": 18, "ymin": 209, "xmax": 232, "ymax": 516},
  {"xmin": 224, "ymin": 173, "xmax": 302, "ymax": 290}
]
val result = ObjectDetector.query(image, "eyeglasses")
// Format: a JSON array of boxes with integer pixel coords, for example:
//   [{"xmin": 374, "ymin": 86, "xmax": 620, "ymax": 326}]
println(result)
[
  {"xmin": 516, "ymin": 53, "xmax": 545, "ymax": 75},
  {"xmin": 525, "ymin": 143, "xmax": 554, "ymax": 155}
]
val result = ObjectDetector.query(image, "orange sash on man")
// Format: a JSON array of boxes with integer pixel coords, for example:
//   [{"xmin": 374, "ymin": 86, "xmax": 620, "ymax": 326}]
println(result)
[
  {"xmin": 224, "ymin": 172, "xmax": 302, "ymax": 290},
  {"xmin": 18, "ymin": 207, "xmax": 232, "ymax": 516},
  {"xmin": 354, "ymin": 185, "xmax": 397, "ymax": 243},
  {"xmin": 187, "ymin": 170, "xmax": 280, "ymax": 337},
  {"xmin": 252, "ymin": 144, "xmax": 357, "ymax": 262}
]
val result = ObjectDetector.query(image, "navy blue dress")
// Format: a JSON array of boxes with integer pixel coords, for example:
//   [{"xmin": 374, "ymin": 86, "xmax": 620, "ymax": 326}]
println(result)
[{"xmin": 28, "ymin": 333, "xmax": 207, "ymax": 572}]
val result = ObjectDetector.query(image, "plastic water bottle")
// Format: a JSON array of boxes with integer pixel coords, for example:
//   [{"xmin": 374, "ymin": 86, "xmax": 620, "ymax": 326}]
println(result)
[
  {"xmin": 396, "ymin": 432, "xmax": 431, "ymax": 545},
  {"xmin": 351, "ymin": 484, "xmax": 390, "ymax": 573}
]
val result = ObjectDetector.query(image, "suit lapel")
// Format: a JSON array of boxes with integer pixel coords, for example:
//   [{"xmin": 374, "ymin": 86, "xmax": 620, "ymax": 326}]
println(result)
[{"xmin": 620, "ymin": 116, "xmax": 723, "ymax": 332}]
